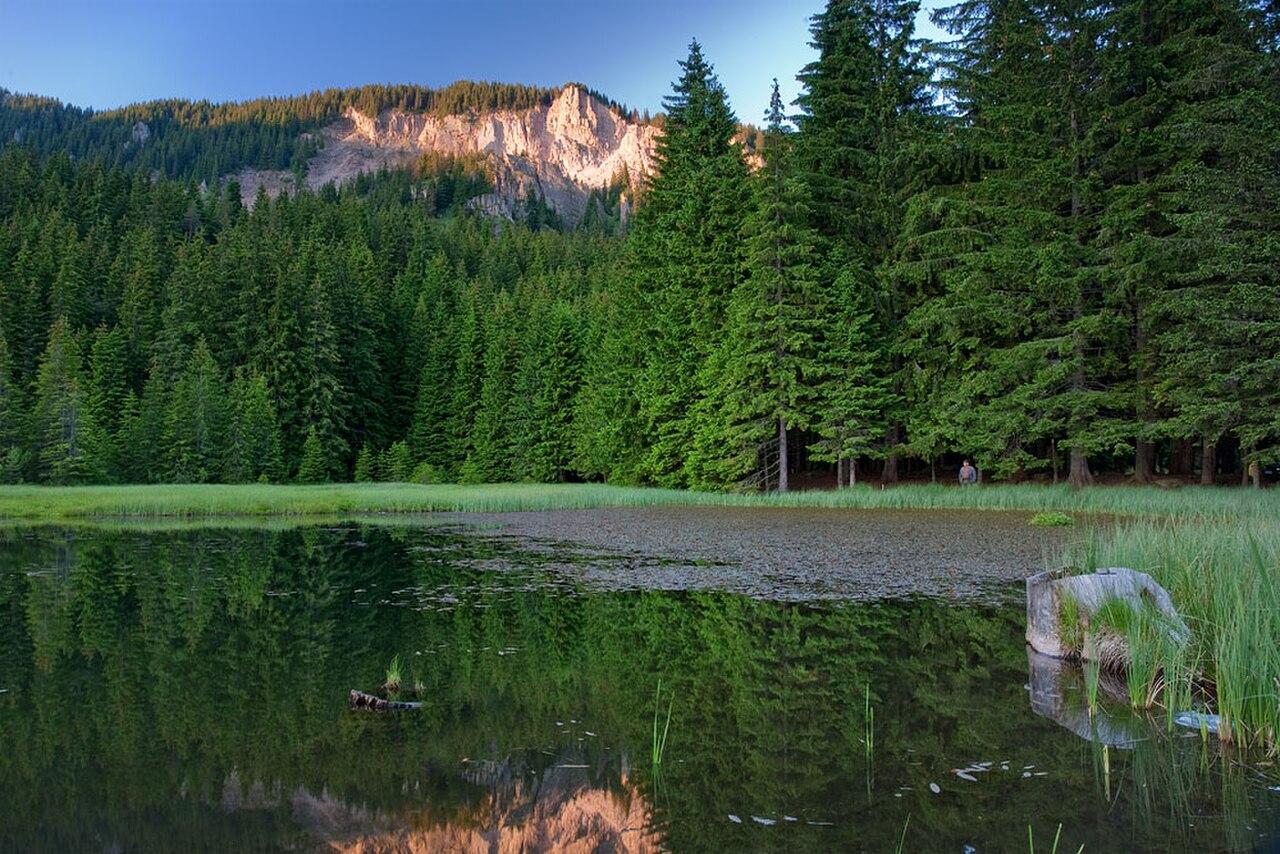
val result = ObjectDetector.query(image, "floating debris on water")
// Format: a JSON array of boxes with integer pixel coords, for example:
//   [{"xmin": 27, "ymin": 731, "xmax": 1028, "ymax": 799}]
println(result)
[
  {"xmin": 1174, "ymin": 711, "xmax": 1221, "ymax": 735},
  {"xmin": 728, "ymin": 814, "xmax": 742, "ymax": 824},
  {"xmin": 929, "ymin": 783, "xmax": 941, "ymax": 794},
  {"xmin": 751, "ymin": 816, "xmax": 776, "ymax": 826}
]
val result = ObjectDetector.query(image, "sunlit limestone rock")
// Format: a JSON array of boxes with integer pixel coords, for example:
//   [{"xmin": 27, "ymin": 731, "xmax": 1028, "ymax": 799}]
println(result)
[{"xmin": 235, "ymin": 84, "xmax": 659, "ymax": 226}]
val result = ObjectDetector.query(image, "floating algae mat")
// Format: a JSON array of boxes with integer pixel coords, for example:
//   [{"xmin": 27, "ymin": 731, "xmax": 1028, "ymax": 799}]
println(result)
[{"xmin": 0, "ymin": 515, "xmax": 1277, "ymax": 851}]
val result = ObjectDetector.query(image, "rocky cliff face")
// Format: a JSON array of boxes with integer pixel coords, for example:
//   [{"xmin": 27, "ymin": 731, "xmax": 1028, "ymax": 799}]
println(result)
[{"xmin": 236, "ymin": 84, "xmax": 659, "ymax": 224}]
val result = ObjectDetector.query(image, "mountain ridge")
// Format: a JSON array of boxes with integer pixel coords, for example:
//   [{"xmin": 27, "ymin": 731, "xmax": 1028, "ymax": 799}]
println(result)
[
  {"xmin": 1, "ymin": 80, "xmax": 663, "ymax": 224},
  {"xmin": 232, "ymin": 84, "xmax": 661, "ymax": 223}
]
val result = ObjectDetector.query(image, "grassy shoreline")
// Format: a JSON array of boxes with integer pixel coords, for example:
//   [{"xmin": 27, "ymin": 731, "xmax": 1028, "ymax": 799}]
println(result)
[
  {"xmin": 0, "ymin": 481, "xmax": 1276, "ymax": 521},
  {"xmin": 1067, "ymin": 519, "xmax": 1279, "ymax": 751}
]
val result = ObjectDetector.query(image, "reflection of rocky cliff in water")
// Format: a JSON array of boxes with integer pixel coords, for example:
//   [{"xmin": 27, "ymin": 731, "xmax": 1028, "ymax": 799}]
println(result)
[{"xmin": 220, "ymin": 749, "xmax": 662, "ymax": 853}]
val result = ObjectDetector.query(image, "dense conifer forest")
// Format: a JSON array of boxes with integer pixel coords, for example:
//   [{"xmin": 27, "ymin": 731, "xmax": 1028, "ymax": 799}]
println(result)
[{"xmin": 0, "ymin": 0, "xmax": 1276, "ymax": 489}]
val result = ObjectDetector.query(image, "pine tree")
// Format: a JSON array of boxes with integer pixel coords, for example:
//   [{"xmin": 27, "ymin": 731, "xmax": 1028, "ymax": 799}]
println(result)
[
  {"xmin": 381, "ymin": 440, "xmax": 412, "ymax": 482},
  {"xmin": 406, "ymin": 253, "xmax": 458, "ymax": 468},
  {"xmin": 900, "ymin": 0, "xmax": 1118, "ymax": 485},
  {"xmin": 461, "ymin": 292, "xmax": 519, "ymax": 483},
  {"xmin": 165, "ymin": 338, "xmax": 228, "ymax": 482},
  {"xmin": 514, "ymin": 293, "xmax": 581, "ymax": 482},
  {"xmin": 1116, "ymin": 0, "xmax": 1280, "ymax": 478},
  {"xmin": 353, "ymin": 444, "xmax": 376, "ymax": 482},
  {"xmin": 0, "ymin": 330, "xmax": 28, "ymax": 482},
  {"xmin": 795, "ymin": 0, "xmax": 939, "ymax": 482},
  {"xmin": 688, "ymin": 81, "xmax": 824, "ymax": 491},
  {"xmin": 116, "ymin": 371, "xmax": 169, "ymax": 483},
  {"xmin": 810, "ymin": 270, "xmax": 892, "ymax": 484},
  {"xmin": 623, "ymin": 40, "xmax": 751, "ymax": 486},
  {"xmin": 225, "ymin": 371, "xmax": 284, "ymax": 483},
  {"xmin": 295, "ymin": 427, "xmax": 328, "ymax": 484},
  {"xmin": 31, "ymin": 318, "xmax": 105, "ymax": 484}
]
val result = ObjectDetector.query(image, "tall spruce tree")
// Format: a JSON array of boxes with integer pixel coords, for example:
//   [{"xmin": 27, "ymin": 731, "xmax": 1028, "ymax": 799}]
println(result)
[
  {"xmin": 31, "ymin": 318, "xmax": 105, "ymax": 484},
  {"xmin": 165, "ymin": 338, "xmax": 228, "ymax": 482},
  {"xmin": 225, "ymin": 371, "xmax": 284, "ymax": 483},
  {"xmin": 795, "ymin": 0, "xmax": 937, "ymax": 482},
  {"xmin": 900, "ymin": 0, "xmax": 1119, "ymax": 486},
  {"xmin": 0, "ymin": 330, "xmax": 27, "ymax": 482},
  {"xmin": 689, "ymin": 81, "xmax": 823, "ymax": 491},
  {"xmin": 1129, "ymin": 0, "xmax": 1280, "ymax": 479},
  {"xmin": 623, "ymin": 40, "xmax": 751, "ymax": 487}
]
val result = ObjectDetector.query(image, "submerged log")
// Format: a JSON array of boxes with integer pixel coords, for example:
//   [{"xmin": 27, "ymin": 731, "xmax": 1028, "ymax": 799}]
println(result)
[
  {"xmin": 349, "ymin": 689, "xmax": 423, "ymax": 711},
  {"xmin": 1026, "ymin": 567, "xmax": 1189, "ymax": 667}
]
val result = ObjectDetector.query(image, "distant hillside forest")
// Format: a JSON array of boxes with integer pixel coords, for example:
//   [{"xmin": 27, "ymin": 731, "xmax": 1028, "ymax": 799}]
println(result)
[
  {"xmin": 0, "ymin": 80, "xmax": 648, "ymax": 184},
  {"xmin": 0, "ymin": 0, "xmax": 1277, "ymax": 490}
]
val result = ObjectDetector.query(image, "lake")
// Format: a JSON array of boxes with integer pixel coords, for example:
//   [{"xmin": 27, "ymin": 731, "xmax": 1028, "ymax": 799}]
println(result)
[{"xmin": 1, "ymin": 513, "xmax": 1276, "ymax": 851}]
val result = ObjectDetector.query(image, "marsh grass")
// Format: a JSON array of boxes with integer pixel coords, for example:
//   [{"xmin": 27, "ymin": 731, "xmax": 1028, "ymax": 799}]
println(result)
[
  {"xmin": 1066, "ymin": 520, "xmax": 1280, "ymax": 749},
  {"xmin": 0, "ymin": 481, "xmax": 1276, "ymax": 521},
  {"xmin": 384, "ymin": 654, "xmax": 403, "ymax": 693},
  {"xmin": 1030, "ymin": 511, "xmax": 1075, "ymax": 527},
  {"xmin": 651, "ymin": 679, "xmax": 673, "ymax": 770}
]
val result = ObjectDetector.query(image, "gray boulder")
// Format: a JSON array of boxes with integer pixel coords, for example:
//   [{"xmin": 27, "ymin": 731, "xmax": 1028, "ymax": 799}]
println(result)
[{"xmin": 1026, "ymin": 567, "xmax": 1189, "ymax": 665}]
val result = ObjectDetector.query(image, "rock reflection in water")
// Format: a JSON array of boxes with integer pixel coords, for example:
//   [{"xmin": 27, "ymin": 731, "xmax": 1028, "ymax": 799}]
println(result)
[
  {"xmin": 1026, "ymin": 648, "xmax": 1148, "ymax": 748},
  {"xmin": 220, "ymin": 752, "xmax": 659, "ymax": 853}
]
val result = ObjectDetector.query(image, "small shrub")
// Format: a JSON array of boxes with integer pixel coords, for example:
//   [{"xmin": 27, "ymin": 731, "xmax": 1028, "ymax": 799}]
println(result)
[{"xmin": 410, "ymin": 462, "xmax": 444, "ymax": 484}]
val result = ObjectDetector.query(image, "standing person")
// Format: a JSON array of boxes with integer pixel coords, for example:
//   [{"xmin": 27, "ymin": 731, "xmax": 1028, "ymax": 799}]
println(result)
[{"xmin": 959, "ymin": 459, "xmax": 977, "ymax": 486}]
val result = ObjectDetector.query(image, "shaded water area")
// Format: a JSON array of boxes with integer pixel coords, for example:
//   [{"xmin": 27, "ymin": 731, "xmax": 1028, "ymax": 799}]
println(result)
[{"xmin": 1, "ymin": 511, "xmax": 1277, "ymax": 852}]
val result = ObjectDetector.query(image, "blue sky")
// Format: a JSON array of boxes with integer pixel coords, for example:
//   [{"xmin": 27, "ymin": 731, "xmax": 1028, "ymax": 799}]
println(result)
[{"xmin": 0, "ymin": 0, "xmax": 948, "ymax": 122}]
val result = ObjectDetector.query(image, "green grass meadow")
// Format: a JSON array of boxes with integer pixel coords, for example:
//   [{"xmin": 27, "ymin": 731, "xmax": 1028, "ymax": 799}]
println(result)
[{"xmin": 0, "ymin": 480, "xmax": 1276, "ymax": 520}]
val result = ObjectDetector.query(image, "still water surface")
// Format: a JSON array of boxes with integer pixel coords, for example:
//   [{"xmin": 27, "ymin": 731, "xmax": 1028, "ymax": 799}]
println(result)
[{"xmin": 0, "ymin": 517, "xmax": 1276, "ymax": 852}]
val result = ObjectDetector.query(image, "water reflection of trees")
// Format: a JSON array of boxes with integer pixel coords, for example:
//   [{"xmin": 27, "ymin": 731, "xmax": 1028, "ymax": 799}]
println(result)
[{"xmin": 0, "ymin": 525, "xmax": 1273, "ymax": 851}]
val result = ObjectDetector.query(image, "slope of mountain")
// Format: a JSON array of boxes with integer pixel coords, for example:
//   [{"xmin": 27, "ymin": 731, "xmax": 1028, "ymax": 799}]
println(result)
[
  {"xmin": 0, "ymin": 81, "xmax": 662, "ymax": 225},
  {"xmin": 234, "ymin": 84, "xmax": 660, "ymax": 223}
]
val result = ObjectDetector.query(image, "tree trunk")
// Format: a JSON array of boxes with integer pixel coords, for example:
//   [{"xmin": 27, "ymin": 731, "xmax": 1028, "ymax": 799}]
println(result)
[
  {"xmin": 777, "ymin": 418, "xmax": 788, "ymax": 493},
  {"xmin": 849, "ymin": 456, "xmax": 857, "ymax": 487},
  {"xmin": 1134, "ymin": 440, "xmax": 1154, "ymax": 484},
  {"xmin": 1069, "ymin": 446, "xmax": 1093, "ymax": 489},
  {"xmin": 1200, "ymin": 438, "xmax": 1216, "ymax": 486},
  {"xmin": 1171, "ymin": 439, "xmax": 1193, "ymax": 476},
  {"xmin": 880, "ymin": 425, "xmax": 900, "ymax": 484}
]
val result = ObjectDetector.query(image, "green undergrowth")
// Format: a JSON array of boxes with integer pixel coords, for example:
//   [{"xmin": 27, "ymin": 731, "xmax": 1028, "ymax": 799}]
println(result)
[
  {"xmin": 1065, "ymin": 520, "xmax": 1280, "ymax": 750},
  {"xmin": 0, "ymin": 481, "xmax": 1275, "ymax": 521}
]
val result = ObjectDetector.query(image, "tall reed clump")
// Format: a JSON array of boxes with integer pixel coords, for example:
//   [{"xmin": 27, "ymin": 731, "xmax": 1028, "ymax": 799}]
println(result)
[{"xmin": 1064, "ymin": 519, "xmax": 1280, "ymax": 749}]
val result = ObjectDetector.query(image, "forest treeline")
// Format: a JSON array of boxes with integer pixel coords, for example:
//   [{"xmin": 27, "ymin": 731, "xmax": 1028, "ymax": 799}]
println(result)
[
  {"xmin": 0, "ymin": 80, "xmax": 646, "ymax": 185},
  {"xmin": 0, "ymin": 0, "xmax": 1277, "ymax": 489}
]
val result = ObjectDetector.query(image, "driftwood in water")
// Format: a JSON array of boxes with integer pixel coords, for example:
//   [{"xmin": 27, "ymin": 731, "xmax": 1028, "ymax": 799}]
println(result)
[{"xmin": 349, "ymin": 689, "xmax": 423, "ymax": 711}]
